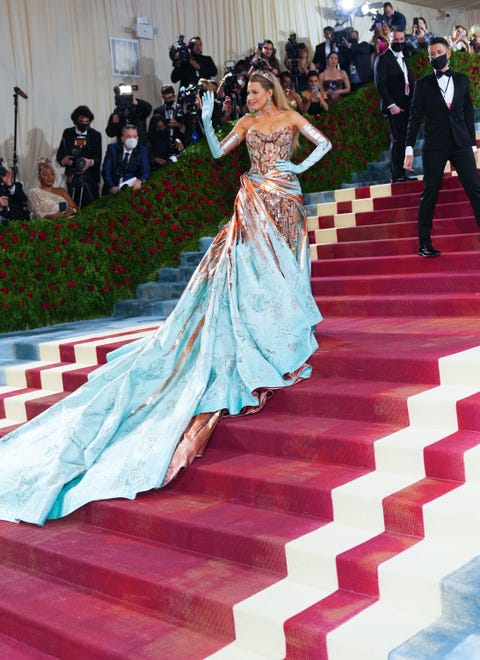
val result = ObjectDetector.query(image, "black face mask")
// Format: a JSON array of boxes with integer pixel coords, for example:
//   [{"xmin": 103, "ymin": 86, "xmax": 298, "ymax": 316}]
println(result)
[
  {"xmin": 77, "ymin": 122, "xmax": 90, "ymax": 132},
  {"xmin": 430, "ymin": 53, "xmax": 448, "ymax": 70},
  {"xmin": 391, "ymin": 42, "xmax": 405, "ymax": 52},
  {"xmin": 349, "ymin": 38, "xmax": 358, "ymax": 44}
]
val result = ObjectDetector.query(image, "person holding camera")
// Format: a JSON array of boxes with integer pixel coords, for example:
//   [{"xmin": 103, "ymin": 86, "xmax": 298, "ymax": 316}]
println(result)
[
  {"xmin": 301, "ymin": 70, "xmax": 329, "ymax": 114},
  {"xmin": 279, "ymin": 72, "xmax": 304, "ymax": 113},
  {"xmin": 407, "ymin": 17, "xmax": 435, "ymax": 52},
  {"xmin": 0, "ymin": 161, "xmax": 29, "ymax": 223},
  {"xmin": 341, "ymin": 29, "xmax": 374, "ymax": 89},
  {"xmin": 284, "ymin": 38, "xmax": 316, "ymax": 93},
  {"xmin": 106, "ymin": 95, "xmax": 152, "ymax": 147},
  {"xmin": 148, "ymin": 84, "xmax": 185, "ymax": 149},
  {"xmin": 149, "ymin": 117, "xmax": 184, "ymax": 169},
  {"xmin": 28, "ymin": 158, "xmax": 77, "ymax": 219},
  {"xmin": 170, "ymin": 37, "xmax": 218, "ymax": 88},
  {"xmin": 101, "ymin": 125, "xmax": 150, "ymax": 195},
  {"xmin": 448, "ymin": 25, "xmax": 472, "ymax": 53},
  {"xmin": 247, "ymin": 40, "xmax": 281, "ymax": 78},
  {"xmin": 56, "ymin": 105, "xmax": 102, "ymax": 209}
]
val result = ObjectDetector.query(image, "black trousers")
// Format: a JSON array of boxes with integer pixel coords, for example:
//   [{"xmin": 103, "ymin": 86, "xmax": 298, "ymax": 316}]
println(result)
[
  {"xmin": 387, "ymin": 111, "xmax": 409, "ymax": 180},
  {"xmin": 419, "ymin": 145, "xmax": 480, "ymax": 246}
]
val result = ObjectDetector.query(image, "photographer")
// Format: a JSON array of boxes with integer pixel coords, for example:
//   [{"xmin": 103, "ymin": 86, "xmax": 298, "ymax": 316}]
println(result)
[
  {"xmin": 102, "ymin": 125, "xmax": 150, "ymax": 195},
  {"xmin": 284, "ymin": 35, "xmax": 316, "ymax": 93},
  {"xmin": 247, "ymin": 40, "xmax": 281, "ymax": 78},
  {"xmin": 216, "ymin": 61, "xmax": 248, "ymax": 120},
  {"xmin": 149, "ymin": 117, "xmax": 184, "ymax": 169},
  {"xmin": 170, "ymin": 36, "xmax": 218, "ymax": 88},
  {"xmin": 341, "ymin": 29, "xmax": 374, "ymax": 89},
  {"xmin": 0, "ymin": 161, "xmax": 29, "ymax": 223},
  {"xmin": 148, "ymin": 84, "xmax": 185, "ymax": 146},
  {"xmin": 106, "ymin": 88, "xmax": 152, "ymax": 147},
  {"xmin": 56, "ymin": 105, "xmax": 102, "ymax": 209}
]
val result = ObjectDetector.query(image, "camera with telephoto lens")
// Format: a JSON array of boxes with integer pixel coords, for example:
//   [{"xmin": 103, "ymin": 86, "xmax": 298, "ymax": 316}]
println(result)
[
  {"xmin": 69, "ymin": 147, "xmax": 87, "ymax": 173},
  {"xmin": 178, "ymin": 84, "xmax": 201, "ymax": 117},
  {"xmin": 285, "ymin": 33, "xmax": 305, "ymax": 75},
  {"xmin": 113, "ymin": 84, "xmax": 139, "ymax": 119},
  {"xmin": 169, "ymin": 34, "xmax": 190, "ymax": 63},
  {"xmin": 369, "ymin": 12, "xmax": 384, "ymax": 31},
  {"xmin": 0, "ymin": 158, "xmax": 7, "ymax": 179}
]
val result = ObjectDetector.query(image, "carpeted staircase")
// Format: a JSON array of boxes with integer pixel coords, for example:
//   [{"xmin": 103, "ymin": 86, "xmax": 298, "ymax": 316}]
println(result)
[{"xmin": 0, "ymin": 155, "xmax": 479, "ymax": 657}]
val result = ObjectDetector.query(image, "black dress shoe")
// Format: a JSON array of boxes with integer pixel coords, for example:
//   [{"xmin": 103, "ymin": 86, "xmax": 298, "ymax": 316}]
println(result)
[{"xmin": 418, "ymin": 245, "xmax": 441, "ymax": 257}]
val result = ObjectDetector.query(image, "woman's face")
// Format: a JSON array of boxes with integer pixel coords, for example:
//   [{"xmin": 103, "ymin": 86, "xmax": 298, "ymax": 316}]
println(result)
[
  {"xmin": 308, "ymin": 75, "xmax": 320, "ymax": 89},
  {"xmin": 327, "ymin": 53, "xmax": 339, "ymax": 68},
  {"xmin": 38, "ymin": 166, "xmax": 55, "ymax": 187},
  {"xmin": 247, "ymin": 81, "xmax": 271, "ymax": 112},
  {"xmin": 281, "ymin": 76, "xmax": 293, "ymax": 91},
  {"xmin": 261, "ymin": 43, "xmax": 274, "ymax": 57},
  {"xmin": 382, "ymin": 23, "xmax": 390, "ymax": 36}
]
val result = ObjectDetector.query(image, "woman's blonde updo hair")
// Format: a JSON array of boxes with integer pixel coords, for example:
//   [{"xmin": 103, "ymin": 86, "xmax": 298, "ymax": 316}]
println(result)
[
  {"xmin": 37, "ymin": 156, "xmax": 54, "ymax": 174},
  {"xmin": 249, "ymin": 71, "xmax": 291, "ymax": 112}
]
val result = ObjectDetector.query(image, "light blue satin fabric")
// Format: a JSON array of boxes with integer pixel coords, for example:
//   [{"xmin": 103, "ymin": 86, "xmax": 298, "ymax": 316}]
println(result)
[{"xmin": 0, "ymin": 129, "xmax": 321, "ymax": 524}]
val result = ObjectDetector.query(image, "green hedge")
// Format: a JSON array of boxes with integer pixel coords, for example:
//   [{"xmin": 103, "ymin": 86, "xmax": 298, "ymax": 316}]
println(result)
[{"xmin": 1, "ymin": 51, "xmax": 478, "ymax": 332}]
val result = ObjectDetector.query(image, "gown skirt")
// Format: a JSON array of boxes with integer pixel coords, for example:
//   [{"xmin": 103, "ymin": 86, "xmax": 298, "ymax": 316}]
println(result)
[{"xmin": 0, "ymin": 128, "xmax": 322, "ymax": 525}]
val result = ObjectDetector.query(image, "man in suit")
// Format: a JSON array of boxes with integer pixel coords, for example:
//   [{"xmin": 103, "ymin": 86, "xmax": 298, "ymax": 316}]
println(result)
[
  {"xmin": 404, "ymin": 37, "xmax": 480, "ymax": 256},
  {"xmin": 374, "ymin": 29, "xmax": 415, "ymax": 182},
  {"xmin": 313, "ymin": 26, "xmax": 340, "ymax": 73},
  {"xmin": 102, "ymin": 125, "xmax": 150, "ymax": 195},
  {"xmin": 56, "ymin": 105, "xmax": 102, "ymax": 208}
]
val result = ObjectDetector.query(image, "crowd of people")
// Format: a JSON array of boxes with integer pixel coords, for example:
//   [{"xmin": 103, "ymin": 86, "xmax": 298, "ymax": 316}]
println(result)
[{"xmin": 0, "ymin": 6, "xmax": 478, "ymax": 224}]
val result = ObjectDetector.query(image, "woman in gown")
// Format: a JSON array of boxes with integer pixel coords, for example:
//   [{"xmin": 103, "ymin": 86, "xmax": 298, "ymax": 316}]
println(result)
[
  {"xmin": 0, "ymin": 71, "xmax": 331, "ymax": 525},
  {"xmin": 318, "ymin": 52, "xmax": 351, "ymax": 107}
]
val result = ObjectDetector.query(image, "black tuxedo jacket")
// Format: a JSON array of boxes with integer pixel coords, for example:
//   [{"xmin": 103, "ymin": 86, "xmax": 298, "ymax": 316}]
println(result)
[
  {"xmin": 374, "ymin": 49, "xmax": 414, "ymax": 116},
  {"xmin": 406, "ymin": 71, "xmax": 476, "ymax": 152}
]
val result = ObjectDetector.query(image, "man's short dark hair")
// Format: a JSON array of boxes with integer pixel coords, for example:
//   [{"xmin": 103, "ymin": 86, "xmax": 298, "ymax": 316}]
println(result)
[
  {"xmin": 383, "ymin": 2, "xmax": 393, "ymax": 9},
  {"xmin": 70, "ymin": 105, "xmax": 94, "ymax": 123},
  {"xmin": 122, "ymin": 123, "xmax": 137, "ymax": 134},
  {"xmin": 161, "ymin": 84, "xmax": 175, "ymax": 95},
  {"xmin": 429, "ymin": 36, "xmax": 449, "ymax": 48}
]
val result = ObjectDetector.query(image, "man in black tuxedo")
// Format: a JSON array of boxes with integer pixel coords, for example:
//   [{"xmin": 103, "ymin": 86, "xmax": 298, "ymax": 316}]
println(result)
[
  {"xmin": 404, "ymin": 37, "xmax": 480, "ymax": 257},
  {"xmin": 374, "ymin": 29, "xmax": 415, "ymax": 182},
  {"xmin": 56, "ymin": 105, "xmax": 102, "ymax": 208}
]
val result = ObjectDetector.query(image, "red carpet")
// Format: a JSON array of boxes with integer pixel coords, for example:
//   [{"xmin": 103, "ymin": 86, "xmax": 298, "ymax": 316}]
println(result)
[{"xmin": 0, "ymin": 173, "xmax": 479, "ymax": 658}]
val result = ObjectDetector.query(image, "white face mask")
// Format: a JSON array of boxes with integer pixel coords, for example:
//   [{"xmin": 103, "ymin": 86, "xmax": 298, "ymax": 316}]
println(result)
[{"xmin": 124, "ymin": 137, "xmax": 138, "ymax": 150}]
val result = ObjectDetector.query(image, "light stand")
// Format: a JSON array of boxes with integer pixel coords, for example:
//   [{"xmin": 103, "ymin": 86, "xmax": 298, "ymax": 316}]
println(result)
[{"xmin": 12, "ymin": 86, "xmax": 28, "ymax": 183}]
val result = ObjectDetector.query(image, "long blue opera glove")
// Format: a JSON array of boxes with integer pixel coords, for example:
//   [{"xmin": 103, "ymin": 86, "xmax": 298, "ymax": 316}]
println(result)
[
  {"xmin": 276, "ymin": 123, "xmax": 332, "ymax": 174},
  {"xmin": 201, "ymin": 90, "xmax": 240, "ymax": 158}
]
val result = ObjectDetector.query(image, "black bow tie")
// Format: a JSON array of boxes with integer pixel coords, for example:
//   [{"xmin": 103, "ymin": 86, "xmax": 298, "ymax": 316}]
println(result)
[{"xmin": 436, "ymin": 69, "xmax": 452, "ymax": 79}]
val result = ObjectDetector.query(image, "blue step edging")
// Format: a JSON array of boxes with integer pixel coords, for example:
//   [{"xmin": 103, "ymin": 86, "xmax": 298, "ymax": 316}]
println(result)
[
  {"xmin": 113, "ymin": 236, "xmax": 214, "ymax": 318},
  {"xmin": 389, "ymin": 555, "xmax": 480, "ymax": 659}
]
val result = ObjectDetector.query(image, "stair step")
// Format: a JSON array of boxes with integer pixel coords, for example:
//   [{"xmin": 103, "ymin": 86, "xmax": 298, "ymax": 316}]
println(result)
[{"xmin": 0, "ymin": 561, "xmax": 226, "ymax": 660}]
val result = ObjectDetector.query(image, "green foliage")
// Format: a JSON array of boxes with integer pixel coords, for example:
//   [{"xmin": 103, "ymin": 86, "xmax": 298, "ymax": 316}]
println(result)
[{"xmin": 1, "ymin": 52, "xmax": 478, "ymax": 332}]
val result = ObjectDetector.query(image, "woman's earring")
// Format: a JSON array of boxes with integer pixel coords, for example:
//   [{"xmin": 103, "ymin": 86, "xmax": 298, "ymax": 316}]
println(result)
[{"xmin": 266, "ymin": 97, "xmax": 271, "ymax": 107}]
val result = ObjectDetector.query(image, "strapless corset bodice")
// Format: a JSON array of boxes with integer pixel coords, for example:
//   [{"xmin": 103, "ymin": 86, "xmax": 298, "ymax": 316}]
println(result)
[{"xmin": 246, "ymin": 127, "xmax": 294, "ymax": 174}]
